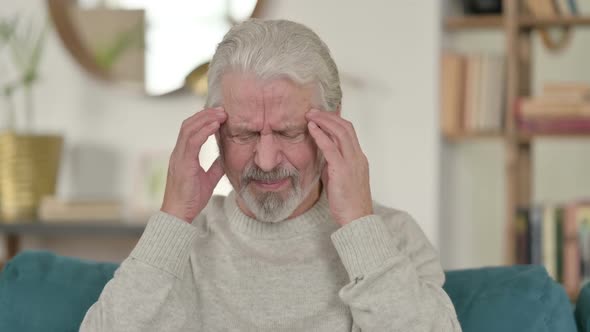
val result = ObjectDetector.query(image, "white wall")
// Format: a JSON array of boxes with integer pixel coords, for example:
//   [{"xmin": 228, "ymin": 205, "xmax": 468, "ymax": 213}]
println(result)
[{"xmin": 0, "ymin": 1, "xmax": 442, "ymax": 262}]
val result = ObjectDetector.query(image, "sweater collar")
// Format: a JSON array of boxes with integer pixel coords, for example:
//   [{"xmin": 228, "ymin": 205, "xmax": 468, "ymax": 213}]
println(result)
[{"xmin": 222, "ymin": 188, "xmax": 338, "ymax": 239}]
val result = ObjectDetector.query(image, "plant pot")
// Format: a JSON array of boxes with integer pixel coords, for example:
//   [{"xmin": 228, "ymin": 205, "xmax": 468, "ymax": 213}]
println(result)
[{"xmin": 0, "ymin": 132, "xmax": 63, "ymax": 222}]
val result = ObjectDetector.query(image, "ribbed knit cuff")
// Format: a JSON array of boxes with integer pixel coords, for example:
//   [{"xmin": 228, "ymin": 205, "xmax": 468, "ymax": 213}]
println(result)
[
  {"xmin": 130, "ymin": 211, "xmax": 198, "ymax": 278},
  {"xmin": 331, "ymin": 215, "xmax": 399, "ymax": 280}
]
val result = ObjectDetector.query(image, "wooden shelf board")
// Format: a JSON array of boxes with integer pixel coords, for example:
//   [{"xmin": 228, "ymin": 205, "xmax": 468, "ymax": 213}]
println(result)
[
  {"xmin": 520, "ymin": 16, "xmax": 590, "ymax": 28},
  {"xmin": 444, "ymin": 131, "xmax": 590, "ymax": 142},
  {"xmin": 443, "ymin": 131, "xmax": 505, "ymax": 141},
  {"xmin": 0, "ymin": 221, "xmax": 145, "ymax": 236},
  {"xmin": 518, "ymin": 132, "xmax": 590, "ymax": 142},
  {"xmin": 444, "ymin": 15, "xmax": 503, "ymax": 30},
  {"xmin": 445, "ymin": 15, "xmax": 590, "ymax": 31}
]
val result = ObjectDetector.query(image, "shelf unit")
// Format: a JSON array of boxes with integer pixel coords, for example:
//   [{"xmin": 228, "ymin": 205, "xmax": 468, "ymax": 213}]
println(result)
[
  {"xmin": 0, "ymin": 221, "xmax": 145, "ymax": 266},
  {"xmin": 443, "ymin": 1, "xmax": 590, "ymax": 268}
]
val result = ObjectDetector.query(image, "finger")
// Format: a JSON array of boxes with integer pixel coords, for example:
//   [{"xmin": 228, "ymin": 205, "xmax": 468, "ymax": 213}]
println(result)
[
  {"xmin": 177, "ymin": 108, "xmax": 226, "ymax": 152},
  {"xmin": 181, "ymin": 107, "xmax": 227, "ymax": 129},
  {"xmin": 307, "ymin": 121, "xmax": 343, "ymax": 165},
  {"xmin": 181, "ymin": 107, "xmax": 224, "ymax": 131},
  {"xmin": 305, "ymin": 111, "xmax": 359, "ymax": 158},
  {"xmin": 206, "ymin": 156, "xmax": 225, "ymax": 186},
  {"xmin": 178, "ymin": 107, "xmax": 225, "ymax": 142},
  {"xmin": 310, "ymin": 111, "xmax": 362, "ymax": 153},
  {"xmin": 183, "ymin": 121, "xmax": 221, "ymax": 161},
  {"xmin": 320, "ymin": 161, "xmax": 329, "ymax": 189}
]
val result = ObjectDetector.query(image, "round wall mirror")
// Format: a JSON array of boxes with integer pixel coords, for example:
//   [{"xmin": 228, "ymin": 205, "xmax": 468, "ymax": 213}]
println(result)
[{"xmin": 47, "ymin": 0, "xmax": 263, "ymax": 96}]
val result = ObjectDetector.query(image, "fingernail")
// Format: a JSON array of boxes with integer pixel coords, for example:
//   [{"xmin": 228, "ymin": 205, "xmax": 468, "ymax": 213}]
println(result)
[{"xmin": 308, "ymin": 121, "xmax": 318, "ymax": 129}]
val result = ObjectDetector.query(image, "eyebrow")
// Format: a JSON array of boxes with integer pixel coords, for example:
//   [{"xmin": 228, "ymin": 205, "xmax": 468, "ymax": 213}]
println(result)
[
  {"xmin": 275, "ymin": 125, "xmax": 307, "ymax": 133},
  {"xmin": 226, "ymin": 124, "xmax": 256, "ymax": 135},
  {"xmin": 227, "ymin": 123, "xmax": 307, "ymax": 134}
]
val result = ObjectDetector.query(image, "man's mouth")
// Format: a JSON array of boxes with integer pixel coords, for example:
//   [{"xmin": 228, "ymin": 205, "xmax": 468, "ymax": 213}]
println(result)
[{"xmin": 251, "ymin": 178, "xmax": 290, "ymax": 190}]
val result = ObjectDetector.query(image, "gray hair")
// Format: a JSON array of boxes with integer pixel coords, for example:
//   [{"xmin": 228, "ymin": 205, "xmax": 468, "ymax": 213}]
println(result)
[{"xmin": 205, "ymin": 19, "xmax": 342, "ymax": 111}]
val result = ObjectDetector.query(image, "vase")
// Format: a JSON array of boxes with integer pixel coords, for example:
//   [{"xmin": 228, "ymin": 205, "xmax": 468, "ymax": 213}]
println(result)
[{"xmin": 0, "ymin": 131, "xmax": 63, "ymax": 222}]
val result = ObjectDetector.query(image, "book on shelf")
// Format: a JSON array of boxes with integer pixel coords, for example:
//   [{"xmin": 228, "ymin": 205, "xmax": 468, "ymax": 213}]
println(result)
[
  {"xmin": 525, "ymin": 0, "xmax": 580, "ymax": 17},
  {"xmin": 554, "ymin": 0, "xmax": 570, "ymax": 15},
  {"xmin": 542, "ymin": 205, "xmax": 559, "ymax": 280},
  {"xmin": 516, "ymin": 200, "xmax": 590, "ymax": 299},
  {"xmin": 441, "ymin": 52, "xmax": 466, "ymax": 136},
  {"xmin": 568, "ymin": 0, "xmax": 579, "ymax": 14},
  {"xmin": 515, "ymin": 82, "xmax": 590, "ymax": 134},
  {"xmin": 515, "ymin": 207, "xmax": 532, "ymax": 265},
  {"xmin": 524, "ymin": 0, "xmax": 574, "ymax": 51},
  {"xmin": 38, "ymin": 195, "xmax": 123, "ymax": 223},
  {"xmin": 525, "ymin": 0, "xmax": 558, "ymax": 17},
  {"xmin": 441, "ymin": 52, "xmax": 505, "ymax": 136},
  {"xmin": 544, "ymin": 82, "xmax": 590, "ymax": 96},
  {"xmin": 553, "ymin": 0, "xmax": 580, "ymax": 15}
]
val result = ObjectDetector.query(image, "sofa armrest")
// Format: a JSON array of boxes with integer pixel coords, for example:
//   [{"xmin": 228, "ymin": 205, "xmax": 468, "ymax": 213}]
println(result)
[
  {"xmin": 0, "ymin": 250, "xmax": 118, "ymax": 332},
  {"xmin": 575, "ymin": 281, "xmax": 590, "ymax": 331}
]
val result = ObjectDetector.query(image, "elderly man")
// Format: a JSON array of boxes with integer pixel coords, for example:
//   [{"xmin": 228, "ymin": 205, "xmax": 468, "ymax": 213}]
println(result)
[{"xmin": 81, "ymin": 19, "xmax": 461, "ymax": 331}]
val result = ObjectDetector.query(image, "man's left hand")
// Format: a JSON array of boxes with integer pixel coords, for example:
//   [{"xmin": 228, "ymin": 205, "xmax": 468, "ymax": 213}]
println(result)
[{"xmin": 306, "ymin": 109, "xmax": 373, "ymax": 226}]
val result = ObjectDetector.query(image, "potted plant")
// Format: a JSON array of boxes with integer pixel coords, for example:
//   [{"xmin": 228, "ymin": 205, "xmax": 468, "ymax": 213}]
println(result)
[{"xmin": 0, "ymin": 15, "xmax": 63, "ymax": 222}]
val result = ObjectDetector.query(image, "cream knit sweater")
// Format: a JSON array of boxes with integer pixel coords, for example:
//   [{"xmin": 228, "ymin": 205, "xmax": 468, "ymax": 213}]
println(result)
[{"xmin": 80, "ymin": 190, "xmax": 461, "ymax": 331}]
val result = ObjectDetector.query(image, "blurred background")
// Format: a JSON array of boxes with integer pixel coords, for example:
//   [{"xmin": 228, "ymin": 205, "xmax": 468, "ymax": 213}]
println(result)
[{"xmin": 0, "ymin": 0, "xmax": 589, "ymax": 288}]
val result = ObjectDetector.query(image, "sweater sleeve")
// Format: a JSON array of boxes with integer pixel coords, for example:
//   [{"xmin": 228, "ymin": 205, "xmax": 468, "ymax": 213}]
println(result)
[
  {"xmin": 80, "ymin": 212, "xmax": 199, "ymax": 332},
  {"xmin": 330, "ymin": 210, "xmax": 462, "ymax": 332}
]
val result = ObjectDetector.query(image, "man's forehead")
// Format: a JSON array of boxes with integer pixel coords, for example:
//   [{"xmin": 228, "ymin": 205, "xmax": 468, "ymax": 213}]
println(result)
[
  {"xmin": 221, "ymin": 73, "xmax": 313, "ymax": 126},
  {"xmin": 226, "ymin": 115, "xmax": 305, "ymax": 131}
]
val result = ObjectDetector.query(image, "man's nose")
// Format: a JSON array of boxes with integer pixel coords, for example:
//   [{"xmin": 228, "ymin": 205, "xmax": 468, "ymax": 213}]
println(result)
[{"xmin": 254, "ymin": 134, "xmax": 283, "ymax": 172}]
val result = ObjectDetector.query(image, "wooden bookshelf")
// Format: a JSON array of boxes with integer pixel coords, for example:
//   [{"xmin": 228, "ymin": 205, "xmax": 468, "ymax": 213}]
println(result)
[{"xmin": 443, "ymin": 0, "xmax": 590, "ymax": 291}]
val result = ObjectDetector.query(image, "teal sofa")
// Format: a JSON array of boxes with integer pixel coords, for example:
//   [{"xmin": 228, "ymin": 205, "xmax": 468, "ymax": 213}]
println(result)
[{"xmin": 0, "ymin": 250, "xmax": 585, "ymax": 332}]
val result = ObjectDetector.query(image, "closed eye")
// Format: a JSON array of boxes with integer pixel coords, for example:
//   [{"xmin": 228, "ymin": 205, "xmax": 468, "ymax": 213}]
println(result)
[
  {"xmin": 231, "ymin": 132, "xmax": 259, "ymax": 144},
  {"xmin": 279, "ymin": 132, "xmax": 302, "ymax": 138},
  {"xmin": 277, "ymin": 130, "xmax": 307, "ymax": 142}
]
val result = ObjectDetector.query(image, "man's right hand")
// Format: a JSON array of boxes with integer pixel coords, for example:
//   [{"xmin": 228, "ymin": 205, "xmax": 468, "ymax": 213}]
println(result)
[{"xmin": 160, "ymin": 107, "xmax": 227, "ymax": 222}]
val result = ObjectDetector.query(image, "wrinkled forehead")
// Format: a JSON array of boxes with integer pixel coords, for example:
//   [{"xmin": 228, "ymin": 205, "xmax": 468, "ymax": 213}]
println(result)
[{"xmin": 221, "ymin": 72, "xmax": 314, "ymax": 129}]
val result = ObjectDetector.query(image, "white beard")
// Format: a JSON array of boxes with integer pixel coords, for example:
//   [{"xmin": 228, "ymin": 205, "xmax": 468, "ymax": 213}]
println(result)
[
  {"xmin": 219, "ymin": 138, "xmax": 326, "ymax": 223},
  {"xmin": 239, "ymin": 171, "xmax": 321, "ymax": 223}
]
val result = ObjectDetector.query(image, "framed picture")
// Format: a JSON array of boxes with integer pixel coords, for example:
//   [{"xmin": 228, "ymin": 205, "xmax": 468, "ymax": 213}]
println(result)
[{"xmin": 127, "ymin": 150, "xmax": 169, "ymax": 223}]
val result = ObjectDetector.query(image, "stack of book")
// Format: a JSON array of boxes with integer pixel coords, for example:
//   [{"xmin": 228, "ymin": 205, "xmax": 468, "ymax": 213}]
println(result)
[
  {"xmin": 516, "ymin": 82, "xmax": 590, "ymax": 134},
  {"xmin": 441, "ymin": 52, "xmax": 506, "ymax": 136},
  {"xmin": 515, "ymin": 201, "xmax": 590, "ymax": 299},
  {"xmin": 38, "ymin": 196, "xmax": 122, "ymax": 223},
  {"xmin": 525, "ymin": 0, "xmax": 579, "ymax": 17}
]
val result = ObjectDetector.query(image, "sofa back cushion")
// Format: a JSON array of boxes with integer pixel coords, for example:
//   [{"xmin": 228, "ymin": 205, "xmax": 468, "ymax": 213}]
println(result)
[{"xmin": 0, "ymin": 250, "xmax": 579, "ymax": 332}]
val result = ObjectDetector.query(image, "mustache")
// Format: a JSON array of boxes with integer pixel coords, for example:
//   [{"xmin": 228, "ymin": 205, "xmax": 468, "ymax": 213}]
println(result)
[{"xmin": 241, "ymin": 165, "xmax": 299, "ymax": 185}]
